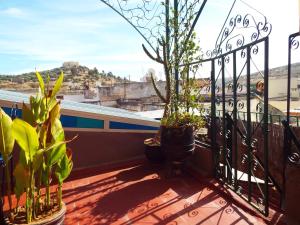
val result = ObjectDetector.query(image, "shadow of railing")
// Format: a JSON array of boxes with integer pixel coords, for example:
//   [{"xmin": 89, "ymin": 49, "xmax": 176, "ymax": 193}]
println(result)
[{"xmin": 62, "ymin": 163, "xmax": 286, "ymax": 225}]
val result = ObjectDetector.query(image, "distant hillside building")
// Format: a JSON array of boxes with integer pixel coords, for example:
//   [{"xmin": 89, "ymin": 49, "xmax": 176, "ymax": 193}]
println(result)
[{"xmin": 63, "ymin": 61, "xmax": 79, "ymax": 69}]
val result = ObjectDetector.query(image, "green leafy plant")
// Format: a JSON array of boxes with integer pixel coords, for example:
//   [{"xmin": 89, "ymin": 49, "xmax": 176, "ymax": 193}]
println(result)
[
  {"xmin": 143, "ymin": 6, "xmax": 205, "ymax": 131},
  {"xmin": 0, "ymin": 108, "xmax": 15, "ymax": 212},
  {"xmin": 0, "ymin": 71, "xmax": 76, "ymax": 224}
]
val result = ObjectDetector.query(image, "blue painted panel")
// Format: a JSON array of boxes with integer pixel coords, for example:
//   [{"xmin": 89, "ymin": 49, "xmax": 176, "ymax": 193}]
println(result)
[
  {"xmin": 109, "ymin": 121, "xmax": 159, "ymax": 130},
  {"xmin": 61, "ymin": 115, "xmax": 104, "ymax": 129},
  {"xmin": 60, "ymin": 115, "xmax": 77, "ymax": 128},
  {"xmin": 1, "ymin": 107, "xmax": 22, "ymax": 118},
  {"xmin": 77, "ymin": 117, "xmax": 104, "ymax": 129}
]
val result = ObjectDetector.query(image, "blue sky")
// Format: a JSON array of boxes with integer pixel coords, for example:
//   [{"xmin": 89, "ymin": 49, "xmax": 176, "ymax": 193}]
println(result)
[{"xmin": 0, "ymin": 0, "xmax": 299, "ymax": 81}]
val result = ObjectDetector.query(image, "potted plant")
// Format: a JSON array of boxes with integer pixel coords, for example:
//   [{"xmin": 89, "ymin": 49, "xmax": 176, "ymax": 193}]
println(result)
[
  {"xmin": 144, "ymin": 136, "xmax": 165, "ymax": 164},
  {"xmin": 0, "ymin": 71, "xmax": 76, "ymax": 224},
  {"xmin": 142, "ymin": 6, "xmax": 205, "ymax": 170}
]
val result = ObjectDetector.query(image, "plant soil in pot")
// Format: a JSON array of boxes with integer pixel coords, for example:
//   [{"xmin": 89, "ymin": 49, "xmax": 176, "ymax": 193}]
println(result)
[
  {"xmin": 144, "ymin": 138, "xmax": 166, "ymax": 164},
  {"xmin": 5, "ymin": 203, "xmax": 66, "ymax": 225}
]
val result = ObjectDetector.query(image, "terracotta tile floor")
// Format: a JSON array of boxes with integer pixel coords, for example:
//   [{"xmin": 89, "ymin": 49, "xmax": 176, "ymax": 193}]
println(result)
[{"xmin": 62, "ymin": 163, "xmax": 285, "ymax": 225}]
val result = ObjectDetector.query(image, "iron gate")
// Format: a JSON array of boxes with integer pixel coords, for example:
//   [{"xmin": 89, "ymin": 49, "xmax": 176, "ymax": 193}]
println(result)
[
  {"xmin": 284, "ymin": 31, "xmax": 300, "ymax": 165},
  {"xmin": 190, "ymin": 12, "xmax": 275, "ymax": 216},
  {"xmin": 210, "ymin": 38, "xmax": 270, "ymax": 216}
]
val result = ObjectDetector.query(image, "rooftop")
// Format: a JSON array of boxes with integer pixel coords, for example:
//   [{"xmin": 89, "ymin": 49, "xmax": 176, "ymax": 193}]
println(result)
[{"xmin": 61, "ymin": 163, "xmax": 285, "ymax": 225}]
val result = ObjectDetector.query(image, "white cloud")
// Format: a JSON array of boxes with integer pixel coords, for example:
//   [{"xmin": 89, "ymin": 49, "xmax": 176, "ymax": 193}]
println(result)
[{"xmin": 1, "ymin": 7, "xmax": 26, "ymax": 18}]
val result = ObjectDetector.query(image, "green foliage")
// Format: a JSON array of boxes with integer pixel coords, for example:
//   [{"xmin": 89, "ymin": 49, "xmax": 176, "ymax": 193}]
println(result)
[
  {"xmin": 0, "ymin": 71, "xmax": 76, "ymax": 223},
  {"xmin": 36, "ymin": 71, "xmax": 45, "ymax": 95},
  {"xmin": 0, "ymin": 108, "xmax": 15, "ymax": 210},
  {"xmin": 144, "ymin": 4, "xmax": 204, "ymax": 131},
  {"xmin": 51, "ymin": 72, "xmax": 64, "ymax": 98},
  {"xmin": 55, "ymin": 152, "xmax": 73, "ymax": 185},
  {"xmin": 0, "ymin": 108, "xmax": 15, "ymax": 158},
  {"xmin": 12, "ymin": 118, "xmax": 39, "ymax": 163}
]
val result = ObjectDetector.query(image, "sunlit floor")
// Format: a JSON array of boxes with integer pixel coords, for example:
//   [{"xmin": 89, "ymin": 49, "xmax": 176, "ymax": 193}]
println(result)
[{"xmin": 62, "ymin": 163, "xmax": 285, "ymax": 225}]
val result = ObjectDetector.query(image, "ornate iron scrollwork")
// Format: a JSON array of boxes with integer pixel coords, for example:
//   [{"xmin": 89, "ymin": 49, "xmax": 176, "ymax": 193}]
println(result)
[
  {"xmin": 237, "ymin": 83, "xmax": 244, "ymax": 92},
  {"xmin": 290, "ymin": 35, "xmax": 300, "ymax": 50},
  {"xmin": 253, "ymin": 159, "xmax": 259, "ymax": 171},
  {"xmin": 251, "ymin": 44, "xmax": 259, "ymax": 55},
  {"xmin": 237, "ymin": 100, "xmax": 245, "ymax": 110},
  {"xmin": 241, "ymin": 154, "xmax": 248, "ymax": 164},
  {"xmin": 227, "ymin": 98, "xmax": 234, "ymax": 109},
  {"xmin": 288, "ymin": 152, "xmax": 300, "ymax": 165},
  {"xmin": 205, "ymin": 8, "xmax": 271, "ymax": 59},
  {"xmin": 100, "ymin": 0, "xmax": 207, "ymax": 57},
  {"xmin": 256, "ymin": 102, "xmax": 263, "ymax": 113},
  {"xmin": 100, "ymin": 0, "xmax": 165, "ymax": 51}
]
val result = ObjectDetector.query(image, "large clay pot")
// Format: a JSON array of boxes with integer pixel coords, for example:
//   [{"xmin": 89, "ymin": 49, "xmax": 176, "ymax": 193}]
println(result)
[
  {"xmin": 5, "ymin": 203, "xmax": 66, "ymax": 225},
  {"xmin": 160, "ymin": 125, "xmax": 195, "ymax": 162}
]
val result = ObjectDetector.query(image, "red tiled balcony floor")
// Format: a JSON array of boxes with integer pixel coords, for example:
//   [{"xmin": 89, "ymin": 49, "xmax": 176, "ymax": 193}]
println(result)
[{"xmin": 62, "ymin": 163, "xmax": 285, "ymax": 225}]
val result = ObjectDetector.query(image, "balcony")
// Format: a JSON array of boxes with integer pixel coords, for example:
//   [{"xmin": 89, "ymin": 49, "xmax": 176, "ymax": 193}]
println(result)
[
  {"xmin": 61, "ymin": 162, "xmax": 286, "ymax": 225},
  {"xmin": 1, "ymin": 89, "xmax": 291, "ymax": 224}
]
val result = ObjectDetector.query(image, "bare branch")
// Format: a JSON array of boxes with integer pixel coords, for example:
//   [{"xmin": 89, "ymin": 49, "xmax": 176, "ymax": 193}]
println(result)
[{"xmin": 142, "ymin": 44, "xmax": 163, "ymax": 64}]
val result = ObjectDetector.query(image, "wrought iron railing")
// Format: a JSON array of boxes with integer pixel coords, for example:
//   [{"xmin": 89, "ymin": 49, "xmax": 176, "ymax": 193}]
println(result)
[
  {"xmin": 203, "ymin": 109, "xmax": 300, "ymax": 127},
  {"xmin": 282, "ymin": 120, "xmax": 300, "ymax": 165}
]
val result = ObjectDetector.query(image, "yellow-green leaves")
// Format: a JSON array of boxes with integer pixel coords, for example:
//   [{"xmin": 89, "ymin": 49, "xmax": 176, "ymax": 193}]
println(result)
[
  {"xmin": 55, "ymin": 153, "xmax": 73, "ymax": 185},
  {"xmin": 49, "ymin": 102, "xmax": 61, "ymax": 124},
  {"xmin": 0, "ymin": 108, "xmax": 15, "ymax": 160},
  {"xmin": 36, "ymin": 71, "xmax": 45, "ymax": 95},
  {"xmin": 48, "ymin": 118, "xmax": 66, "ymax": 166},
  {"xmin": 12, "ymin": 118, "xmax": 39, "ymax": 163},
  {"xmin": 0, "ymin": 70, "xmax": 74, "ymax": 219},
  {"xmin": 51, "ymin": 72, "xmax": 64, "ymax": 99},
  {"xmin": 32, "ymin": 149, "xmax": 44, "ymax": 171},
  {"xmin": 22, "ymin": 103, "xmax": 34, "ymax": 125}
]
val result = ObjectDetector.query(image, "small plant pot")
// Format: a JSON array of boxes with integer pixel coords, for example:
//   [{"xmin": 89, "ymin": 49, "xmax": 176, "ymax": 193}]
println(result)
[
  {"xmin": 5, "ymin": 203, "xmax": 66, "ymax": 225},
  {"xmin": 160, "ymin": 125, "xmax": 195, "ymax": 162},
  {"xmin": 144, "ymin": 138, "xmax": 166, "ymax": 164}
]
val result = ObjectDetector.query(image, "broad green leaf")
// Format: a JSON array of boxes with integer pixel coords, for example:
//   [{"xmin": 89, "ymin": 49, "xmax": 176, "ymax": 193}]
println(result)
[
  {"xmin": 30, "ymin": 96, "xmax": 40, "ymax": 123},
  {"xmin": 39, "ymin": 97, "xmax": 48, "ymax": 123},
  {"xmin": 49, "ymin": 103, "xmax": 61, "ymax": 126},
  {"xmin": 46, "ymin": 118, "xmax": 66, "ymax": 166},
  {"xmin": 36, "ymin": 71, "xmax": 45, "ymax": 95},
  {"xmin": 12, "ymin": 118, "xmax": 39, "ymax": 162},
  {"xmin": 55, "ymin": 154, "xmax": 73, "ymax": 184},
  {"xmin": 51, "ymin": 72, "xmax": 64, "ymax": 98},
  {"xmin": 22, "ymin": 103, "xmax": 34, "ymax": 125},
  {"xmin": 14, "ymin": 163, "xmax": 30, "ymax": 200},
  {"xmin": 48, "ymin": 98, "xmax": 58, "ymax": 114},
  {"xmin": 51, "ymin": 118, "xmax": 64, "ymax": 141},
  {"xmin": 48, "ymin": 132, "xmax": 66, "ymax": 166},
  {"xmin": 32, "ymin": 149, "xmax": 44, "ymax": 171},
  {"xmin": 39, "ymin": 122, "xmax": 49, "ymax": 148},
  {"xmin": 0, "ymin": 108, "xmax": 15, "ymax": 160}
]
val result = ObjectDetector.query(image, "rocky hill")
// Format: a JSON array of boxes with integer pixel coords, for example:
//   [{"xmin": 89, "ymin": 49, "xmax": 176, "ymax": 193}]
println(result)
[{"xmin": 0, "ymin": 62, "xmax": 127, "ymax": 93}]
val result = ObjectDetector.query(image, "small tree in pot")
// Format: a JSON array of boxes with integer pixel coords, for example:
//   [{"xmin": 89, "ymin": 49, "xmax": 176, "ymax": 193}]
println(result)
[
  {"xmin": 143, "ymin": 5, "xmax": 205, "ymax": 171},
  {"xmin": 0, "ymin": 71, "xmax": 76, "ymax": 224}
]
